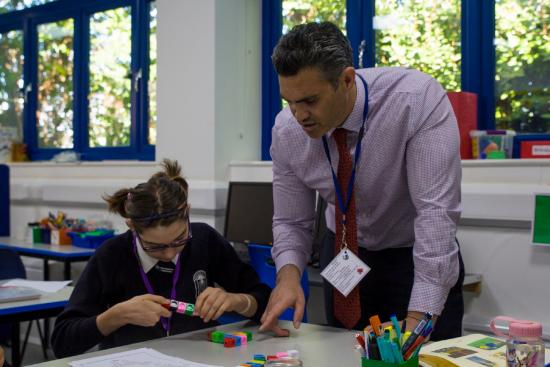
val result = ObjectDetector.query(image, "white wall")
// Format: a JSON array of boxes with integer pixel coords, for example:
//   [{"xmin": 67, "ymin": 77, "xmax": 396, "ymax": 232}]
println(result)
[{"xmin": 156, "ymin": 0, "xmax": 260, "ymax": 181}]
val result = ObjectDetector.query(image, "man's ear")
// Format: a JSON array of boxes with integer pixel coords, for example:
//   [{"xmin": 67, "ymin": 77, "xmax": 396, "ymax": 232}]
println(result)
[
  {"xmin": 125, "ymin": 219, "xmax": 134, "ymax": 230},
  {"xmin": 341, "ymin": 66, "xmax": 356, "ymax": 89}
]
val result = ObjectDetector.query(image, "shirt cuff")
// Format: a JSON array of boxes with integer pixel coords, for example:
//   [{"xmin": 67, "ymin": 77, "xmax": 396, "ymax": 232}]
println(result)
[
  {"xmin": 408, "ymin": 280, "xmax": 451, "ymax": 315},
  {"xmin": 273, "ymin": 250, "xmax": 308, "ymax": 275}
]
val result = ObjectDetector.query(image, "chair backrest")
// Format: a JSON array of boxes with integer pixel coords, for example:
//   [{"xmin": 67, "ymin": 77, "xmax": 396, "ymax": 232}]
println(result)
[
  {"xmin": 0, "ymin": 248, "xmax": 26, "ymax": 280},
  {"xmin": 248, "ymin": 243, "xmax": 309, "ymax": 322},
  {"xmin": 0, "ymin": 164, "xmax": 9, "ymax": 236},
  {"xmin": 224, "ymin": 182, "xmax": 273, "ymax": 245}
]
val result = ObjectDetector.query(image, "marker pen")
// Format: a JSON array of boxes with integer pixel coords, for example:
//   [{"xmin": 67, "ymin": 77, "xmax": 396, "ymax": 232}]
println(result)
[{"xmin": 401, "ymin": 313, "xmax": 432, "ymax": 353}]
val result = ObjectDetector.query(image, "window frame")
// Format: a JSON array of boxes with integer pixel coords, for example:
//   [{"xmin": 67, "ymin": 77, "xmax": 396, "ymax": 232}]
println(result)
[
  {"xmin": 261, "ymin": 0, "xmax": 498, "ymax": 160},
  {"xmin": 0, "ymin": 0, "xmax": 155, "ymax": 161}
]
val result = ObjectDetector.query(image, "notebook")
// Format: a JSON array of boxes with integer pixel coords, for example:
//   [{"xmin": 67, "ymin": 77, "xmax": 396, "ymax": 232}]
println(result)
[
  {"xmin": 419, "ymin": 333, "xmax": 550, "ymax": 367},
  {"xmin": 0, "ymin": 285, "xmax": 41, "ymax": 304}
]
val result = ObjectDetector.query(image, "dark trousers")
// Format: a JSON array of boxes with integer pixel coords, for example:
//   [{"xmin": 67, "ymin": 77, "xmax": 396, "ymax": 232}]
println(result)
[{"xmin": 320, "ymin": 231, "xmax": 464, "ymax": 340}]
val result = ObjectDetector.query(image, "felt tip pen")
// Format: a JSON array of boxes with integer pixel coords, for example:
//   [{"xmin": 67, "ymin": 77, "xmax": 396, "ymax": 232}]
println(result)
[
  {"xmin": 390, "ymin": 314, "xmax": 402, "ymax": 342},
  {"xmin": 401, "ymin": 313, "xmax": 431, "ymax": 353},
  {"xmin": 162, "ymin": 300, "xmax": 196, "ymax": 316},
  {"xmin": 355, "ymin": 333, "xmax": 366, "ymax": 350},
  {"xmin": 400, "ymin": 318, "xmax": 407, "ymax": 334},
  {"xmin": 403, "ymin": 326, "xmax": 433, "ymax": 360},
  {"xmin": 369, "ymin": 315, "xmax": 382, "ymax": 336}
]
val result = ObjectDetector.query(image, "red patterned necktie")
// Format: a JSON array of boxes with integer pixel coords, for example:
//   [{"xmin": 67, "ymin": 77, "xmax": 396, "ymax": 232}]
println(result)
[{"xmin": 332, "ymin": 128, "xmax": 361, "ymax": 330}]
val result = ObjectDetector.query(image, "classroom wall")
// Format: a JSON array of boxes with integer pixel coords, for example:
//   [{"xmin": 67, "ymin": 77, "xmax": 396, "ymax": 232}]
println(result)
[{"xmin": 5, "ymin": 0, "xmax": 550, "ymax": 345}]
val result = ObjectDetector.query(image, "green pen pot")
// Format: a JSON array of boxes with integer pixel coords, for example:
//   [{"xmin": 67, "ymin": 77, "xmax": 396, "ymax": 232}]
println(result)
[{"xmin": 361, "ymin": 356, "xmax": 419, "ymax": 367}]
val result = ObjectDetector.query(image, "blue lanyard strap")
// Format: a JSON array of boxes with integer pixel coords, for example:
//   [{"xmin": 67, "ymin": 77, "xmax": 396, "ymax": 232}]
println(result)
[
  {"xmin": 133, "ymin": 233, "xmax": 182, "ymax": 336},
  {"xmin": 322, "ymin": 74, "xmax": 369, "ymax": 220}
]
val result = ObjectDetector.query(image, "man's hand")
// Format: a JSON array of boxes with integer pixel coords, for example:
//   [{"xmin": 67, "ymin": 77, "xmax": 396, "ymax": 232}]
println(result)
[
  {"xmin": 97, "ymin": 294, "xmax": 171, "ymax": 336},
  {"xmin": 259, "ymin": 264, "xmax": 304, "ymax": 337},
  {"xmin": 403, "ymin": 311, "xmax": 438, "ymax": 334}
]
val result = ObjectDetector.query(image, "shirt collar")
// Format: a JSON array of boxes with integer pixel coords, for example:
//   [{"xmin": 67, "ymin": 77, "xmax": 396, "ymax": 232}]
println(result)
[
  {"xmin": 327, "ymin": 73, "xmax": 367, "ymax": 137},
  {"xmin": 135, "ymin": 235, "xmax": 179, "ymax": 273}
]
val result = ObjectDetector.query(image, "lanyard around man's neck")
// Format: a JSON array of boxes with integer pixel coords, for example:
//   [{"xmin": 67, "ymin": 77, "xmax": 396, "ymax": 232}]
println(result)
[{"xmin": 321, "ymin": 74, "xmax": 369, "ymax": 223}]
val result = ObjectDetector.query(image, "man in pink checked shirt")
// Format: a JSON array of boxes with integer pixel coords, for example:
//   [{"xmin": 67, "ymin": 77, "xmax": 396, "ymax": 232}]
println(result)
[{"xmin": 259, "ymin": 22, "xmax": 464, "ymax": 339}]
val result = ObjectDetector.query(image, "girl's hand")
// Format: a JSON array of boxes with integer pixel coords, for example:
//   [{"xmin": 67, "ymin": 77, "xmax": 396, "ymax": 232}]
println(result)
[
  {"xmin": 97, "ymin": 294, "xmax": 171, "ymax": 336},
  {"xmin": 118, "ymin": 294, "xmax": 172, "ymax": 327},
  {"xmin": 195, "ymin": 287, "xmax": 251, "ymax": 323}
]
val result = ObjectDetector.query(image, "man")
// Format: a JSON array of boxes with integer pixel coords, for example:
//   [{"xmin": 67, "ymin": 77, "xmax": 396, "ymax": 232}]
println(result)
[{"xmin": 259, "ymin": 22, "xmax": 464, "ymax": 340}]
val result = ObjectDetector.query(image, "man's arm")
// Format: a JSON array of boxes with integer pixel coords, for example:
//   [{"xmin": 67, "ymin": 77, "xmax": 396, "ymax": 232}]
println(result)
[
  {"xmin": 405, "ymin": 76, "xmax": 462, "ymax": 318},
  {"xmin": 260, "ymin": 114, "xmax": 316, "ymax": 333}
]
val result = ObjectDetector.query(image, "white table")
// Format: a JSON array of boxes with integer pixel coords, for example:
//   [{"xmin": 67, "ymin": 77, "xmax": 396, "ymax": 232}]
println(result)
[{"xmin": 28, "ymin": 321, "xmax": 361, "ymax": 367}]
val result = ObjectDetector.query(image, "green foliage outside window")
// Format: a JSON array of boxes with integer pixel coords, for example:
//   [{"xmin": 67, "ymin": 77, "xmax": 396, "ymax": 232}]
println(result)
[
  {"xmin": 375, "ymin": 0, "xmax": 461, "ymax": 92},
  {"xmin": 0, "ymin": 30, "xmax": 23, "ymax": 143},
  {"xmin": 495, "ymin": 0, "xmax": 549, "ymax": 132},
  {"xmin": 37, "ymin": 19, "xmax": 74, "ymax": 149},
  {"xmin": 282, "ymin": 0, "xmax": 346, "ymax": 34},
  {"xmin": 88, "ymin": 7, "xmax": 132, "ymax": 148},
  {"xmin": 0, "ymin": 0, "xmax": 54, "ymax": 14}
]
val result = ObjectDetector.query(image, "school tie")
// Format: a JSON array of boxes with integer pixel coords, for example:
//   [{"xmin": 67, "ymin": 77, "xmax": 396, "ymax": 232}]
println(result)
[{"xmin": 332, "ymin": 128, "xmax": 361, "ymax": 330}]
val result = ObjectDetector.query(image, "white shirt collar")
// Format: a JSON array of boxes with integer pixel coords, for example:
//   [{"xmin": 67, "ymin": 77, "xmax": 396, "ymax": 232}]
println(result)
[{"xmin": 135, "ymin": 235, "xmax": 179, "ymax": 273}]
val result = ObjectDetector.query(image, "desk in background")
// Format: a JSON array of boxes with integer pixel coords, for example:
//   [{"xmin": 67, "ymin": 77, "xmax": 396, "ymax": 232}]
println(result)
[
  {"xmin": 0, "ymin": 238, "xmax": 94, "ymax": 281},
  {"xmin": 0, "ymin": 286, "xmax": 73, "ymax": 367},
  {"xmin": 27, "ymin": 321, "xmax": 358, "ymax": 367},
  {"xmin": 0, "ymin": 238, "xmax": 92, "ymax": 355}
]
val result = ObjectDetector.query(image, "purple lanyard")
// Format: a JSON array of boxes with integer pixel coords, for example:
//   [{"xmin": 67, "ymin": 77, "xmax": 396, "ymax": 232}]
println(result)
[{"xmin": 132, "ymin": 233, "xmax": 182, "ymax": 336}]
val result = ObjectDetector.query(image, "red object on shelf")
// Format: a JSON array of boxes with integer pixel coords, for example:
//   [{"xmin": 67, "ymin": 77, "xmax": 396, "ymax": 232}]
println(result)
[
  {"xmin": 447, "ymin": 91, "xmax": 478, "ymax": 159},
  {"xmin": 520, "ymin": 141, "xmax": 550, "ymax": 158}
]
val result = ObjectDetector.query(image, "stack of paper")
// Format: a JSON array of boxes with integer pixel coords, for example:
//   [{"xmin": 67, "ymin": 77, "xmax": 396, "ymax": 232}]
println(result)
[
  {"xmin": 69, "ymin": 348, "xmax": 222, "ymax": 367},
  {"xmin": 3, "ymin": 279, "xmax": 71, "ymax": 293}
]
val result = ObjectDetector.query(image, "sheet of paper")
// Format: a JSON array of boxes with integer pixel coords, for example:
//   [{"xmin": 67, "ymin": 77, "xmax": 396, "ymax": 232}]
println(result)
[
  {"xmin": 69, "ymin": 348, "xmax": 222, "ymax": 367},
  {"xmin": 3, "ymin": 279, "xmax": 71, "ymax": 293}
]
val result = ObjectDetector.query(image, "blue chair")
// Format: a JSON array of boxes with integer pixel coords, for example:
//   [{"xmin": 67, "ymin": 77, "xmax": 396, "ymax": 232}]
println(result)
[
  {"xmin": 0, "ymin": 248, "xmax": 48, "ymax": 361},
  {"xmin": 247, "ymin": 243, "xmax": 309, "ymax": 322},
  {"xmin": 0, "ymin": 164, "xmax": 9, "ymax": 236}
]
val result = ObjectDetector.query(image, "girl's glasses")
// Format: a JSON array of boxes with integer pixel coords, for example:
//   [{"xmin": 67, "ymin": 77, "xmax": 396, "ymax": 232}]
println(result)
[{"xmin": 137, "ymin": 220, "xmax": 192, "ymax": 252}]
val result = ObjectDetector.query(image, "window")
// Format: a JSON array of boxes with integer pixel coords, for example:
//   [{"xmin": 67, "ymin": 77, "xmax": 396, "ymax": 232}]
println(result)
[
  {"xmin": 374, "ymin": 0, "xmax": 461, "ymax": 91},
  {"xmin": 0, "ymin": 0, "xmax": 55, "ymax": 14},
  {"xmin": 37, "ymin": 19, "xmax": 74, "ymax": 149},
  {"xmin": 148, "ymin": 2, "xmax": 157, "ymax": 145},
  {"xmin": 0, "ymin": 30, "xmax": 24, "ymax": 144},
  {"xmin": 495, "ymin": 0, "xmax": 549, "ymax": 132},
  {"xmin": 262, "ymin": 0, "xmax": 550, "ymax": 159},
  {"xmin": 0, "ymin": 0, "xmax": 156, "ymax": 161},
  {"xmin": 88, "ymin": 7, "xmax": 132, "ymax": 148},
  {"xmin": 282, "ymin": 0, "xmax": 346, "ymax": 34}
]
